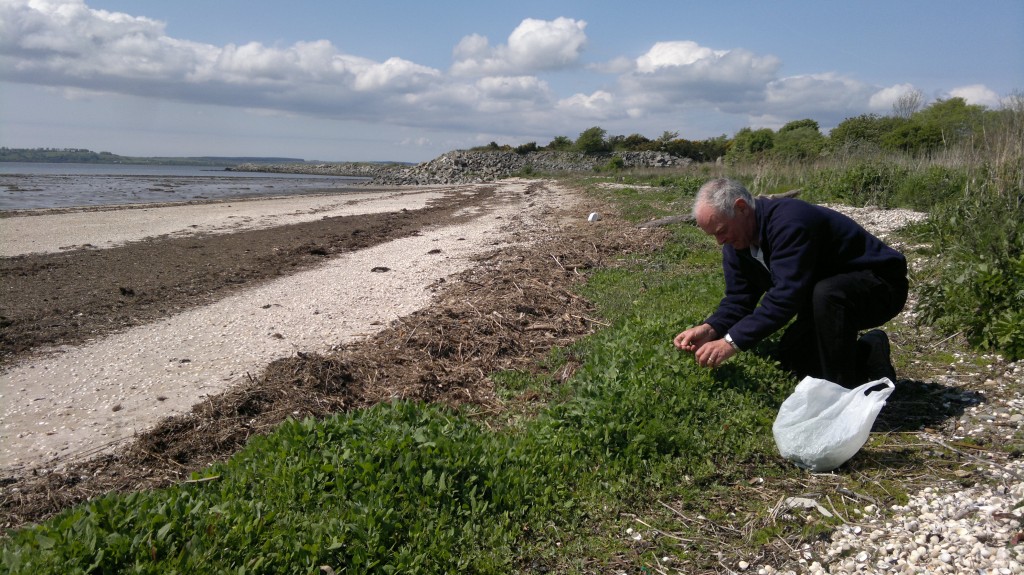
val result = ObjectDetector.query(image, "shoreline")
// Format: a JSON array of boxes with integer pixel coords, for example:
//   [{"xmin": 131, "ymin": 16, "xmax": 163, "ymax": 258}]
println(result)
[
  {"xmin": 0, "ymin": 179, "xmax": 580, "ymax": 472},
  {"xmin": 0, "ymin": 185, "xmax": 451, "ymax": 257},
  {"xmin": 0, "ymin": 185, "xmax": 397, "ymax": 219}
]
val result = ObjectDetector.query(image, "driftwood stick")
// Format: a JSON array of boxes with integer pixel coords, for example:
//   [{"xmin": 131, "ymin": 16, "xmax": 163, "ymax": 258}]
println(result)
[
  {"xmin": 636, "ymin": 189, "xmax": 801, "ymax": 229},
  {"xmin": 637, "ymin": 214, "xmax": 693, "ymax": 228}
]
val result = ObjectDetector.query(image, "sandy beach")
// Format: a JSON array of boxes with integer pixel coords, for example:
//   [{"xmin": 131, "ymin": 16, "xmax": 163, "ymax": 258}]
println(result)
[
  {"xmin": 0, "ymin": 186, "xmax": 449, "ymax": 257},
  {"xmin": 0, "ymin": 179, "xmax": 582, "ymax": 472}
]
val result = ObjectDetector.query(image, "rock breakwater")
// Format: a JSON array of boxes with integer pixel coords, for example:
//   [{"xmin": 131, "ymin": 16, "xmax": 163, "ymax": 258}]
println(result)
[
  {"xmin": 227, "ymin": 162, "xmax": 393, "ymax": 178},
  {"xmin": 232, "ymin": 150, "xmax": 689, "ymax": 186}
]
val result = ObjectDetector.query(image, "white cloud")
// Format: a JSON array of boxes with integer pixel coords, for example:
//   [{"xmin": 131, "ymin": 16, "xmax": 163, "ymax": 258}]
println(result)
[
  {"xmin": 589, "ymin": 56, "xmax": 633, "ymax": 75},
  {"xmin": 556, "ymin": 90, "xmax": 618, "ymax": 119},
  {"xmin": 764, "ymin": 73, "xmax": 874, "ymax": 112},
  {"xmin": 476, "ymin": 76, "xmax": 550, "ymax": 101},
  {"xmin": 1, "ymin": 0, "xmax": 164, "ymax": 55},
  {"xmin": 399, "ymin": 136, "xmax": 433, "ymax": 148},
  {"xmin": 450, "ymin": 17, "xmax": 587, "ymax": 76},
  {"xmin": 868, "ymin": 83, "xmax": 920, "ymax": 112},
  {"xmin": 635, "ymin": 41, "xmax": 727, "ymax": 72},
  {"xmin": 947, "ymin": 84, "xmax": 1001, "ymax": 108},
  {"xmin": 452, "ymin": 34, "xmax": 490, "ymax": 61},
  {"xmin": 1, "ymin": 0, "xmax": 1008, "ymax": 156},
  {"xmin": 0, "ymin": 0, "xmax": 448, "ymax": 116},
  {"xmin": 618, "ymin": 41, "xmax": 781, "ymax": 111},
  {"xmin": 745, "ymin": 73, "xmax": 879, "ymax": 131},
  {"xmin": 743, "ymin": 113, "xmax": 789, "ymax": 132},
  {"xmin": 353, "ymin": 57, "xmax": 441, "ymax": 92},
  {"xmin": 507, "ymin": 18, "xmax": 587, "ymax": 68},
  {"xmin": 0, "ymin": 2, "xmax": 580, "ymax": 133}
]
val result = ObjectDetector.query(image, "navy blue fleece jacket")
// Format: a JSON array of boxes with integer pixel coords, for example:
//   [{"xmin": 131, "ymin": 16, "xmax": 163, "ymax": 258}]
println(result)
[{"xmin": 704, "ymin": 197, "xmax": 907, "ymax": 350}]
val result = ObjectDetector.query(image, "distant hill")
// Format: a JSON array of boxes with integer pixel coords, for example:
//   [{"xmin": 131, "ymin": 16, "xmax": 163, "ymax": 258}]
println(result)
[{"xmin": 0, "ymin": 147, "xmax": 306, "ymax": 166}]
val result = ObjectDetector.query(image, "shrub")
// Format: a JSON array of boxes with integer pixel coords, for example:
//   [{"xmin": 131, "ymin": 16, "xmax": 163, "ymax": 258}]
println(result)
[
  {"xmin": 803, "ymin": 161, "xmax": 909, "ymax": 206},
  {"xmin": 599, "ymin": 156, "xmax": 625, "ymax": 172},
  {"xmin": 771, "ymin": 125, "xmax": 825, "ymax": 161},
  {"xmin": 545, "ymin": 136, "xmax": 573, "ymax": 151},
  {"xmin": 575, "ymin": 126, "xmax": 610, "ymax": 154},
  {"xmin": 892, "ymin": 165, "xmax": 968, "ymax": 211},
  {"xmin": 514, "ymin": 142, "xmax": 538, "ymax": 155},
  {"xmin": 726, "ymin": 128, "xmax": 774, "ymax": 165},
  {"xmin": 918, "ymin": 254, "xmax": 1024, "ymax": 360},
  {"xmin": 915, "ymin": 159, "xmax": 1024, "ymax": 359}
]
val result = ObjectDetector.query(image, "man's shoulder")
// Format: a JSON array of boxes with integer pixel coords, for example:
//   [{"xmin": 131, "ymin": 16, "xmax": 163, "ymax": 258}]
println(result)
[
  {"xmin": 761, "ymin": 196, "xmax": 818, "ymax": 212},
  {"xmin": 760, "ymin": 197, "xmax": 827, "ymax": 224}
]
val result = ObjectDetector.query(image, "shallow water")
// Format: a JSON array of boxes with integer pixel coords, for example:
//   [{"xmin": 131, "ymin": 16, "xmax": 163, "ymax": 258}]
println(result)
[{"xmin": 0, "ymin": 163, "xmax": 370, "ymax": 211}]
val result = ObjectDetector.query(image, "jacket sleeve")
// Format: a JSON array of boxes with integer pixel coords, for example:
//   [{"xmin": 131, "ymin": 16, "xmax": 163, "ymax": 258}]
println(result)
[{"xmin": 704, "ymin": 247, "xmax": 765, "ymax": 341}]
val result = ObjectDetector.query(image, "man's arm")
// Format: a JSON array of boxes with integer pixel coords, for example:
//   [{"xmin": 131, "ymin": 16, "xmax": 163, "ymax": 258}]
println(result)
[{"xmin": 705, "ymin": 247, "xmax": 766, "ymax": 339}]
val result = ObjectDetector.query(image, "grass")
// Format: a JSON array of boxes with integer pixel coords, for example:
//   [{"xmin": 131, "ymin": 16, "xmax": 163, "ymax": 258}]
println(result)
[{"xmin": 3, "ymin": 145, "xmax": 1022, "ymax": 572}]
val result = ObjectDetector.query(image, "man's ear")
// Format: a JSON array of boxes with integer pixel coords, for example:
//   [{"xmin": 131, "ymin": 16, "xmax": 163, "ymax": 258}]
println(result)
[{"xmin": 734, "ymin": 198, "xmax": 749, "ymax": 213}]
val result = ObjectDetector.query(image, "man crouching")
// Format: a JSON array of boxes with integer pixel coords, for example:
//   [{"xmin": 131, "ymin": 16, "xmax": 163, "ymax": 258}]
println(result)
[{"xmin": 673, "ymin": 178, "xmax": 908, "ymax": 388}]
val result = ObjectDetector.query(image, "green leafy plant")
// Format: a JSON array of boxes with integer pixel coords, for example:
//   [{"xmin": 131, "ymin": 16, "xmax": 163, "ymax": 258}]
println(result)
[{"xmin": 803, "ymin": 161, "xmax": 909, "ymax": 207}]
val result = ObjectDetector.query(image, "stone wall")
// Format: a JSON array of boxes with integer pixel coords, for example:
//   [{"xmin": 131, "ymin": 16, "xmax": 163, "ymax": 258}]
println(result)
[
  {"xmin": 227, "ymin": 162, "xmax": 392, "ymax": 178},
  {"xmin": 230, "ymin": 150, "xmax": 689, "ymax": 185},
  {"xmin": 371, "ymin": 150, "xmax": 690, "ymax": 185}
]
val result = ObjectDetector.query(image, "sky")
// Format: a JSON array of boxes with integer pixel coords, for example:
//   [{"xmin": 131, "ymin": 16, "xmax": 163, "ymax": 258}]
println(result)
[{"xmin": 1, "ymin": 0, "xmax": 1022, "ymax": 163}]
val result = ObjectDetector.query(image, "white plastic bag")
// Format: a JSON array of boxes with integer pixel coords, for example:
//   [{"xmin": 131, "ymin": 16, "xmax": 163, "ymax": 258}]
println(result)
[{"xmin": 772, "ymin": 376, "xmax": 894, "ymax": 472}]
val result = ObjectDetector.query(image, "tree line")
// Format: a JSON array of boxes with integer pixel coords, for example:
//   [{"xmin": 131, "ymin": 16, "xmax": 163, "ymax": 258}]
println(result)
[
  {"xmin": 473, "ymin": 93, "xmax": 1020, "ymax": 164},
  {"xmin": 0, "ymin": 147, "xmax": 121, "ymax": 163}
]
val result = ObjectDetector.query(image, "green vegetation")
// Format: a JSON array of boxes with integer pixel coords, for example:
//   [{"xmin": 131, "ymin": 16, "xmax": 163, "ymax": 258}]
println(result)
[
  {"xmin": 1, "ymin": 210, "xmax": 802, "ymax": 574},
  {"xmin": 468, "ymin": 95, "xmax": 1015, "ymax": 170},
  {"xmin": 3, "ymin": 92, "xmax": 1023, "ymax": 573}
]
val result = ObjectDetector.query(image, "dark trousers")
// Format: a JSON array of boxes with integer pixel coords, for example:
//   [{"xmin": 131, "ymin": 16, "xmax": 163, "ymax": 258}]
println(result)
[{"xmin": 776, "ymin": 269, "xmax": 908, "ymax": 387}]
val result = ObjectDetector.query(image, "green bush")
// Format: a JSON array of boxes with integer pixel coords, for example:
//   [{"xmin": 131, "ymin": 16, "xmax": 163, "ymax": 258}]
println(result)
[
  {"xmin": 914, "ymin": 160, "xmax": 1024, "ymax": 359},
  {"xmin": 803, "ymin": 161, "xmax": 909, "ymax": 207},
  {"xmin": 514, "ymin": 142, "xmax": 538, "ymax": 155},
  {"xmin": 599, "ymin": 156, "xmax": 625, "ymax": 173},
  {"xmin": 771, "ymin": 120, "xmax": 825, "ymax": 161},
  {"xmin": 918, "ymin": 254, "xmax": 1024, "ymax": 360},
  {"xmin": 892, "ymin": 165, "xmax": 968, "ymax": 211},
  {"xmin": 575, "ymin": 127, "xmax": 610, "ymax": 154},
  {"xmin": 725, "ymin": 128, "xmax": 774, "ymax": 165}
]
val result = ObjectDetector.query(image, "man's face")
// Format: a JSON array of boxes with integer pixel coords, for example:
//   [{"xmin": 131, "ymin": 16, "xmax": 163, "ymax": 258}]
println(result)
[{"xmin": 695, "ymin": 199, "xmax": 756, "ymax": 250}]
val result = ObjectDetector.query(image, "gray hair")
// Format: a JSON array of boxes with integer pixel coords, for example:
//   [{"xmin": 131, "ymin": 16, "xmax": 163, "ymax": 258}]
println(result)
[{"xmin": 692, "ymin": 178, "xmax": 754, "ymax": 219}]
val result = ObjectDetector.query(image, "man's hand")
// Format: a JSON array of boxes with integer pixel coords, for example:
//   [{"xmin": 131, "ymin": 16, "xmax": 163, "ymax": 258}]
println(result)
[
  {"xmin": 673, "ymin": 323, "xmax": 736, "ymax": 368},
  {"xmin": 673, "ymin": 323, "xmax": 717, "ymax": 352},
  {"xmin": 693, "ymin": 338, "xmax": 737, "ymax": 369}
]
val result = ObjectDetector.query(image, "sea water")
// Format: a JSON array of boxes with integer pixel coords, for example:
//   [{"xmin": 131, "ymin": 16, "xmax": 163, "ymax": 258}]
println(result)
[{"xmin": 0, "ymin": 163, "xmax": 370, "ymax": 211}]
